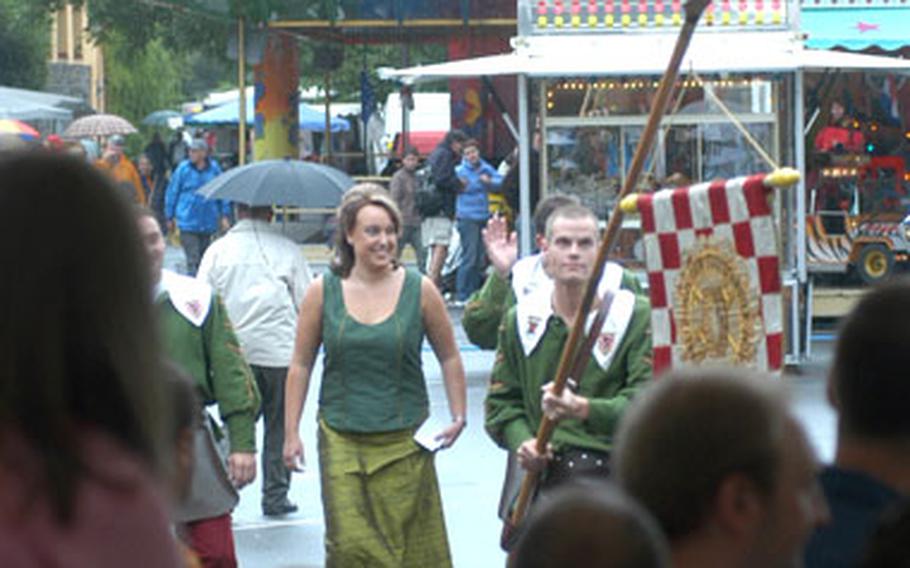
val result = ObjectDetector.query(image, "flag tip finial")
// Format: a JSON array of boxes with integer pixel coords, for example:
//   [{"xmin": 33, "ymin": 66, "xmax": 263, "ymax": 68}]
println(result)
[
  {"xmin": 764, "ymin": 168, "xmax": 801, "ymax": 188},
  {"xmin": 620, "ymin": 194, "xmax": 640, "ymax": 214}
]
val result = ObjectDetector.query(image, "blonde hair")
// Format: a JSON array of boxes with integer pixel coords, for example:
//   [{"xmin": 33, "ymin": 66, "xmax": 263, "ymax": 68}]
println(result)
[{"xmin": 331, "ymin": 183, "xmax": 402, "ymax": 277}]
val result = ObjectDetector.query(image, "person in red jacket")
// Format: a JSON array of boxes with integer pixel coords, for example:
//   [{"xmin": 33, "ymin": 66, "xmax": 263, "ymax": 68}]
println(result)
[{"xmin": 815, "ymin": 101, "xmax": 865, "ymax": 154}]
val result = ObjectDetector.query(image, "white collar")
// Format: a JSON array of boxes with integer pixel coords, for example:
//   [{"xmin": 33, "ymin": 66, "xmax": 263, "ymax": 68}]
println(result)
[
  {"xmin": 159, "ymin": 269, "xmax": 213, "ymax": 327},
  {"xmin": 511, "ymin": 254, "xmax": 547, "ymax": 299},
  {"xmin": 515, "ymin": 274, "xmax": 635, "ymax": 371}
]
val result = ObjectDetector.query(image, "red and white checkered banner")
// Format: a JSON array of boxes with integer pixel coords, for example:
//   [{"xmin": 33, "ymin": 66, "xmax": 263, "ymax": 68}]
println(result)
[{"xmin": 631, "ymin": 173, "xmax": 783, "ymax": 374}]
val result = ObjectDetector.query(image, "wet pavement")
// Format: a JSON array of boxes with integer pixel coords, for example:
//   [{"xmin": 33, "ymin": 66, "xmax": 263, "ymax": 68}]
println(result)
[{"xmin": 165, "ymin": 244, "xmax": 839, "ymax": 567}]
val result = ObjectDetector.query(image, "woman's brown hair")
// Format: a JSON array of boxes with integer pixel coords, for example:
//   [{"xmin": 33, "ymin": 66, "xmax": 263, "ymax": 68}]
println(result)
[{"xmin": 331, "ymin": 183, "xmax": 403, "ymax": 277}]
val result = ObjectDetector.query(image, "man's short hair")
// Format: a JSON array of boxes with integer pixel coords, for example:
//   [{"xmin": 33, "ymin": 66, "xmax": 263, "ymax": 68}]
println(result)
[
  {"xmin": 831, "ymin": 279, "xmax": 910, "ymax": 441},
  {"xmin": 532, "ymin": 194, "xmax": 580, "ymax": 237},
  {"xmin": 235, "ymin": 203, "xmax": 272, "ymax": 220},
  {"xmin": 402, "ymin": 146, "xmax": 420, "ymax": 159},
  {"xmin": 444, "ymin": 129, "xmax": 468, "ymax": 147},
  {"xmin": 510, "ymin": 479, "xmax": 670, "ymax": 568},
  {"xmin": 544, "ymin": 204, "xmax": 598, "ymax": 240},
  {"xmin": 613, "ymin": 368, "xmax": 789, "ymax": 541},
  {"xmin": 189, "ymin": 139, "xmax": 207, "ymax": 152}
]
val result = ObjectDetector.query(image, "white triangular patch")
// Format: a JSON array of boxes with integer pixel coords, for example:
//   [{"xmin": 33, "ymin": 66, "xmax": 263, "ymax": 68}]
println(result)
[{"xmin": 160, "ymin": 269, "xmax": 213, "ymax": 328}]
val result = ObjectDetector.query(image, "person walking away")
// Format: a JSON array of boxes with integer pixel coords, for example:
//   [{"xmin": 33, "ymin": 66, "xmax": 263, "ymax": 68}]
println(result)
[
  {"xmin": 137, "ymin": 207, "xmax": 261, "ymax": 568},
  {"xmin": 139, "ymin": 153, "xmax": 168, "ymax": 233},
  {"xmin": 169, "ymin": 129, "xmax": 190, "ymax": 172},
  {"xmin": 145, "ymin": 131, "xmax": 170, "ymax": 178},
  {"xmin": 0, "ymin": 152, "xmax": 180, "ymax": 566},
  {"xmin": 389, "ymin": 146, "xmax": 427, "ymax": 271},
  {"xmin": 95, "ymin": 134, "xmax": 145, "ymax": 205},
  {"xmin": 198, "ymin": 204, "xmax": 313, "ymax": 517},
  {"xmin": 283, "ymin": 184, "xmax": 467, "ymax": 567},
  {"xmin": 165, "ymin": 139, "xmax": 231, "ymax": 276},
  {"xmin": 424, "ymin": 129, "xmax": 468, "ymax": 288},
  {"xmin": 454, "ymin": 138, "xmax": 502, "ymax": 304}
]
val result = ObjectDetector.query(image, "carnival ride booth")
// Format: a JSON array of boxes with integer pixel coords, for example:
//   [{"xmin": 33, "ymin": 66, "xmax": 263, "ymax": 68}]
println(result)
[
  {"xmin": 542, "ymin": 75, "xmax": 782, "ymax": 266},
  {"xmin": 387, "ymin": 0, "xmax": 910, "ymax": 361},
  {"xmin": 802, "ymin": 69, "xmax": 910, "ymax": 285}
]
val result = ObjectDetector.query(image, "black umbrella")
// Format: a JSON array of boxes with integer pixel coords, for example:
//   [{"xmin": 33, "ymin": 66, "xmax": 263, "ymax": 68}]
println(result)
[
  {"xmin": 142, "ymin": 109, "xmax": 182, "ymax": 128},
  {"xmin": 196, "ymin": 159, "xmax": 355, "ymax": 208}
]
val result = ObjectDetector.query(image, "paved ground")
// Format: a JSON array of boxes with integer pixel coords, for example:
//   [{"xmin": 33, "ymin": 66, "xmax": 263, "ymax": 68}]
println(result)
[{"xmin": 165, "ymin": 244, "xmax": 839, "ymax": 567}]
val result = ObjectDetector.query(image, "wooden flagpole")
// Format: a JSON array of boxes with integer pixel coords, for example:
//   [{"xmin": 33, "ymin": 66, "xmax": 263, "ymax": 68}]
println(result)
[{"xmin": 509, "ymin": 0, "xmax": 710, "ymax": 527}]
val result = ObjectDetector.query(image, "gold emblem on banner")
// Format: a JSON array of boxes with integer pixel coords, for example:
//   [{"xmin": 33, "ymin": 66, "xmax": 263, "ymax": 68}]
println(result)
[{"xmin": 674, "ymin": 236, "xmax": 759, "ymax": 366}]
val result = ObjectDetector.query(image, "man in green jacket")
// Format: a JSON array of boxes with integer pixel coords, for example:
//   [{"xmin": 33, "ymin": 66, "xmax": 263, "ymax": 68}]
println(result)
[
  {"xmin": 138, "ymin": 208, "xmax": 260, "ymax": 568},
  {"xmin": 485, "ymin": 203, "xmax": 652, "ymax": 491},
  {"xmin": 463, "ymin": 196, "xmax": 642, "ymax": 350}
]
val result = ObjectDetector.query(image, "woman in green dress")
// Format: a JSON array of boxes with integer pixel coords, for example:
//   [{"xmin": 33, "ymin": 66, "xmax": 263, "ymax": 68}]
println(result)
[{"xmin": 284, "ymin": 183, "xmax": 467, "ymax": 567}]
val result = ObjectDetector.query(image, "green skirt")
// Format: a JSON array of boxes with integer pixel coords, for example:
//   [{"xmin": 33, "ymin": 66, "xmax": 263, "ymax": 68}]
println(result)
[{"xmin": 318, "ymin": 417, "xmax": 453, "ymax": 568}]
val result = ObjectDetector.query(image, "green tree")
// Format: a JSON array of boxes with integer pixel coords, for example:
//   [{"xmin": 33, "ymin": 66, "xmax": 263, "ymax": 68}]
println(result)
[
  {"xmin": 0, "ymin": 0, "xmax": 51, "ymax": 89},
  {"xmin": 104, "ymin": 35, "xmax": 185, "ymax": 125}
]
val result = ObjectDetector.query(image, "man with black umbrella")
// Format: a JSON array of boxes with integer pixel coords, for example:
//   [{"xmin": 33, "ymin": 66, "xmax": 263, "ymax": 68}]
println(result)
[{"xmin": 198, "ymin": 204, "xmax": 313, "ymax": 517}]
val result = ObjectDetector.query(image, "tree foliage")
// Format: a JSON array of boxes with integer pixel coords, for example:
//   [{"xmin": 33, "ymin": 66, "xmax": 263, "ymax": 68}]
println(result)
[
  {"xmin": 27, "ymin": 0, "xmax": 451, "ymax": 113},
  {"xmin": 0, "ymin": 0, "xmax": 51, "ymax": 89},
  {"xmin": 33, "ymin": 0, "xmax": 280, "ymax": 54},
  {"xmin": 103, "ymin": 34, "xmax": 186, "ymax": 125}
]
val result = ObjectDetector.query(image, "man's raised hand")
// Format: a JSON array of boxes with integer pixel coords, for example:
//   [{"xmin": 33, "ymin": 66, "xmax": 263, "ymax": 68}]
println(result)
[{"xmin": 482, "ymin": 213, "xmax": 518, "ymax": 279}]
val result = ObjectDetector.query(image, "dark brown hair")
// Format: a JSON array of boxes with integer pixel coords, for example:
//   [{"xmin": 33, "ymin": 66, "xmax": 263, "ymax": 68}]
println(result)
[
  {"xmin": 0, "ymin": 152, "xmax": 169, "ymax": 523},
  {"xmin": 331, "ymin": 183, "xmax": 402, "ymax": 277},
  {"xmin": 510, "ymin": 479, "xmax": 670, "ymax": 568},
  {"xmin": 614, "ymin": 368, "xmax": 788, "ymax": 541},
  {"xmin": 831, "ymin": 278, "xmax": 910, "ymax": 442},
  {"xmin": 532, "ymin": 193, "xmax": 580, "ymax": 237}
]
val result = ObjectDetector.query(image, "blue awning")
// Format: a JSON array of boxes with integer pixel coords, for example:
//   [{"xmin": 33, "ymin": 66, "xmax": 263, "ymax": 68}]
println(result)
[
  {"xmin": 803, "ymin": 7, "xmax": 910, "ymax": 51},
  {"xmin": 185, "ymin": 99, "xmax": 350, "ymax": 132}
]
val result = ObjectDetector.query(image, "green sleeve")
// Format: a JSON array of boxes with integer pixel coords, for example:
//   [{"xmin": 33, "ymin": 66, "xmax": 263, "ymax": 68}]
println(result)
[
  {"xmin": 484, "ymin": 309, "xmax": 535, "ymax": 451},
  {"xmin": 620, "ymin": 269, "xmax": 644, "ymax": 295},
  {"xmin": 204, "ymin": 295, "xmax": 261, "ymax": 453},
  {"xmin": 585, "ymin": 295, "xmax": 653, "ymax": 436},
  {"xmin": 462, "ymin": 272, "xmax": 516, "ymax": 350}
]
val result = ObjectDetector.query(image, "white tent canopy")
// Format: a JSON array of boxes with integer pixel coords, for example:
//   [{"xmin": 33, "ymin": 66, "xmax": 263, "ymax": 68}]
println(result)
[
  {"xmin": 0, "ymin": 86, "xmax": 78, "ymax": 120},
  {"xmin": 383, "ymin": 32, "xmax": 910, "ymax": 83}
]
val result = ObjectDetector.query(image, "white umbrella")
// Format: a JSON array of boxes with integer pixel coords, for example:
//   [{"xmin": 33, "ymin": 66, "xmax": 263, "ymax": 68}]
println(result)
[{"xmin": 63, "ymin": 113, "xmax": 138, "ymax": 138}]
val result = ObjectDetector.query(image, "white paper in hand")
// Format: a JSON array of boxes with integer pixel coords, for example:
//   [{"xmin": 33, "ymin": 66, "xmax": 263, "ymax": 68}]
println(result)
[{"xmin": 413, "ymin": 415, "xmax": 447, "ymax": 452}]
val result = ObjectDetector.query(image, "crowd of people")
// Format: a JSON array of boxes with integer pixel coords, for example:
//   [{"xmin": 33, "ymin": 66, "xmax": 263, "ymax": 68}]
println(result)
[{"xmin": 1, "ymin": 129, "xmax": 908, "ymax": 568}]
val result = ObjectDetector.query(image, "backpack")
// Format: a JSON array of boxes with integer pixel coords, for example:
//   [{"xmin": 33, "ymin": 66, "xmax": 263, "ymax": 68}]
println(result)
[{"xmin": 414, "ymin": 166, "xmax": 444, "ymax": 217}]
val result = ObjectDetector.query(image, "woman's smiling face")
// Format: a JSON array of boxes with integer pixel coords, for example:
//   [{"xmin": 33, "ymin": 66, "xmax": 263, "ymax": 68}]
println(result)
[{"xmin": 347, "ymin": 204, "xmax": 399, "ymax": 270}]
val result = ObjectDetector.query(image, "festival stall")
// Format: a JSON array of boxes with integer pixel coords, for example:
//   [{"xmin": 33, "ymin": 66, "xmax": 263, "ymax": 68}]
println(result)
[{"xmin": 386, "ymin": 0, "xmax": 910, "ymax": 362}]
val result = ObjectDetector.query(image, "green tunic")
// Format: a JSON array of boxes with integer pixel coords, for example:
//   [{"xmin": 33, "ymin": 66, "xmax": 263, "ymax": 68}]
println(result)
[
  {"xmin": 319, "ymin": 268, "xmax": 428, "ymax": 433},
  {"xmin": 463, "ymin": 259, "xmax": 644, "ymax": 350},
  {"xmin": 158, "ymin": 289, "xmax": 260, "ymax": 452},
  {"xmin": 484, "ymin": 294, "xmax": 652, "ymax": 454}
]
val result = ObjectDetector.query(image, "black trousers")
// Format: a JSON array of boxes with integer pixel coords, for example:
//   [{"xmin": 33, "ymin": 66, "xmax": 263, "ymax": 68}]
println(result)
[
  {"xmin": 180, "ymin": 231, "xmax": 213, "ymax": 277},
  {"xmin": 252, "ymin": 365, "xmax": 291, "ymax": 509}
]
